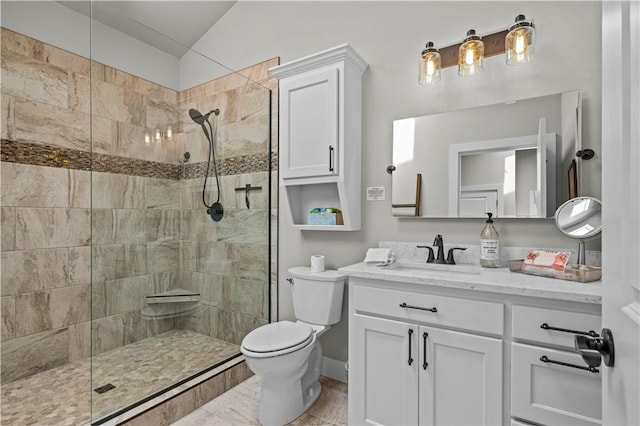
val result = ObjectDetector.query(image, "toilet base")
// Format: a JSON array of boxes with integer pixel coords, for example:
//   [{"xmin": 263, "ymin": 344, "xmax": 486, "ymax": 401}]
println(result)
[
  {"xmin": 247, "ymin": 339, "xmax": 324, "ymax": 425},
  {"xmin": 257, "ymin": 380, "xmax": 321, "ymax": 425}
]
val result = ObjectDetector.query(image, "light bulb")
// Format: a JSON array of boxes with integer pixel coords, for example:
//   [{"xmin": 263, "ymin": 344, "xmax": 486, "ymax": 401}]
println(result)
[
  {"xmin": 167, "ymin": 126, "xmax": 173, "ymax": 139},
  {"xmin": 458, "ymin": 30, "xmax": 484, "ymax": 76},
  {"xmin": 155, "ymin": 129, "xmax": 161, "ymax": 143},
  {"xmin": 144, "ymin": 133, "xmax": 151, "ymax": 146},
  {"xmin": 515, "ymin": 32, "xmax": 526, "ymax": 54},
  {"xmin": 465, "ymin": 48, "xmax": 475, "ymax": 65},
  {"xmin": 506, "ymin": 15, "xmax": 535, "ymax": 65},
  {"xmin": 418, "ymin": 41, "xmax": 441, "ymax": 85}
]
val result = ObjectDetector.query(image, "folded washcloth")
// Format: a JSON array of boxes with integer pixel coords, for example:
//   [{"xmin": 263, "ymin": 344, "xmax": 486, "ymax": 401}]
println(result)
[{"xmin": 364, "ymin": 248, "xmax": 395, "ymax": 266}]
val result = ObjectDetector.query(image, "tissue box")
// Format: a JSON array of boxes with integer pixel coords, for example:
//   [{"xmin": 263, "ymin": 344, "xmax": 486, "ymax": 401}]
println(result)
[{"xmin": 307, "ymin": 208, "xmax": 344, "ymax": 225}]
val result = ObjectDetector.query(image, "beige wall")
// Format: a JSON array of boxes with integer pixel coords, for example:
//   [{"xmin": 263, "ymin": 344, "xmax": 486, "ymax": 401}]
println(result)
[{"xmin": 1, "ymin": 29, "xmax": 275, "ymax": 386}]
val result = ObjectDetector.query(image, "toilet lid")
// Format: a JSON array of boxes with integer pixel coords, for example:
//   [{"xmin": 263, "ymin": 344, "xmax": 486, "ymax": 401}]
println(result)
[{"xmin": 242, "ymin": 321, "xmax": 313, "ymax": 353}]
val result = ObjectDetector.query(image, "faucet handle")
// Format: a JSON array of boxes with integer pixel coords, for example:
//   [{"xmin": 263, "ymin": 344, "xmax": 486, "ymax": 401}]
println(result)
[
  {"xmin": 446, "ymin": 247, "xmax": 467, "ymax": 265},
  {"xmin": 417, "ymin": 245, "xmax": 435, "ymax": 263},
  {"xmin": 433, "ymin": 234, "xmax": 443, "ymax": 246}
]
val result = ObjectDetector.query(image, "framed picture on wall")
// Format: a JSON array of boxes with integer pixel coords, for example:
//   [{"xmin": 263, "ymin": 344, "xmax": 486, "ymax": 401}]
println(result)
[{"xmin": 568, "ymin": 159, "xmax": 578, "ymax": 199}]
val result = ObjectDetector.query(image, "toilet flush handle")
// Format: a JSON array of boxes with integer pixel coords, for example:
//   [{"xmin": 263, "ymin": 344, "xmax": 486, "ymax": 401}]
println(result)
[{"xmin": 286, "ymin": 278, "xmax": 294, "ymax": 285}]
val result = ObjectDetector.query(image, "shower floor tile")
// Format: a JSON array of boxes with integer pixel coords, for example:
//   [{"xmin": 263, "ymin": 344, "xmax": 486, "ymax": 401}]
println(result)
[
  {"xmin": 173, "ymin": 375, "xmax": 348, "ymax": 426},
  {"xmin": 1, "ymin": 330, "xmax": 239, "ymax": 425}
]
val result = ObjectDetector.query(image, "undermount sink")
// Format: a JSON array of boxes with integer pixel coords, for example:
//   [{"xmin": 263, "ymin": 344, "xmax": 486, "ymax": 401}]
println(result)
[{"xmin": 387, "ymin": 261, "xmax": 483, "ymax": 275}]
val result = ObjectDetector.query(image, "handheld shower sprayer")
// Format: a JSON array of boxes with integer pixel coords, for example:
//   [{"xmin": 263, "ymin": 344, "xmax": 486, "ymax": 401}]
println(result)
[
  {"xmin": 189, "ymin": 107, "xmax": 223, "ymax": 222},
  {"xmin": 188, "ymin": 108, "xmax": 220, "ymax": 125}
]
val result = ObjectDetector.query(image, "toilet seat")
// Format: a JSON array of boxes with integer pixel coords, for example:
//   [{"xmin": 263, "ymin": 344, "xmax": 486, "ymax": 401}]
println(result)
[{"xmin": 241, "ymin": 321, "xmax": 315, "ymax": 358}]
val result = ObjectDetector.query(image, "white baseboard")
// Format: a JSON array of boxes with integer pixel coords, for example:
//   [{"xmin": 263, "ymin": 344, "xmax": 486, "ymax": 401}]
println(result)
[{"xmin": 322, "ymin": 356, "xmax": 348, "ymax": 383}]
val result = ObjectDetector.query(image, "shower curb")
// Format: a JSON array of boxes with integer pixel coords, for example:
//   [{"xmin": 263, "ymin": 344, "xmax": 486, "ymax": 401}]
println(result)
[{"xmin": 91, "ymin": 355, "xmax": 252, "ymax": 426}]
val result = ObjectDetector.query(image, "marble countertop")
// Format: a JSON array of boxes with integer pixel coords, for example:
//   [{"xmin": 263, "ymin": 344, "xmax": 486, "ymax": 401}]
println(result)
[{"xmin": 339, "ymin": 261, "xmax": 602, "ymax": 304}]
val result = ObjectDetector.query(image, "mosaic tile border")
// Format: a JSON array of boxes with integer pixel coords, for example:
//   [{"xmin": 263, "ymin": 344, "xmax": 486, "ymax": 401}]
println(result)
[
  {"xmin": 1, "ymin": 140, "xmax": 276, "ymax": 180},
  {"xmin": 182, "ymin": 151, "xmax": 278, "ymax": 180},
  {"xmin": 1, "ymin": 139, "xmax": 92, "ymax": 171}
]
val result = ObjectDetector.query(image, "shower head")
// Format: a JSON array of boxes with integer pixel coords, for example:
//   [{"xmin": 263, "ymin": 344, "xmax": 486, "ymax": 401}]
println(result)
[{"xmin": 188, "ymin": 108, "xmax": 220, "ymax": 125}]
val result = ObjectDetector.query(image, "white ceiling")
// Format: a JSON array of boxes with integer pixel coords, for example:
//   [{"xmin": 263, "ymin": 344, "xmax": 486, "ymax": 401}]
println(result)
[{"xmin": 58, "ymin": 1, "xmax": 237, "ymax": 58}]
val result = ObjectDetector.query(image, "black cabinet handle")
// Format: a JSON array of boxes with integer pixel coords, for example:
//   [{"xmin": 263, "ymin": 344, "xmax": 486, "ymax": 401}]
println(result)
[
  {"xmin": 329, "ymin": 145, "xmax": 334, "ymax": 172},
  {"xmin": 408, "ymin": 329, "xmax": 414, "ymax": 366},
  {"xmin": 423, "ymin": 332, "xmax": 429, "ymax": 370},
  {"xmin": 399, "ymin": 302, "xmax": 437, "ymax": 313},
  {"xmin": 540, "ymin": 323, "xmax": 599, "ymax": 337},
  {"xmin": 540, "ymin": 355, "xmax": 599, "ymax": 373}
]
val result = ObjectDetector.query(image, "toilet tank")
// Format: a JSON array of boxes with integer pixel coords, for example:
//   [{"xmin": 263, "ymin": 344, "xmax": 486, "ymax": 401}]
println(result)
[{"xmin": 288, "ymin": 267, "xmax": 347, "ymax": 325}]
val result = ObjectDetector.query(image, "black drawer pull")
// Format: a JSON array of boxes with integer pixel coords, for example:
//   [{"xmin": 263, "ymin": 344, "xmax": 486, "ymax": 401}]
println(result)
[
  {"xmin": 540, "ymin": 323, "xmax": 599, "ymax": 337},
  {"xmin": 422, "ymin": 332, "xmax": 429, "ymax": 370},
  {"xmin": 540, "ymin": 355, "xmax": 599, "ymax": 373},
  {"xmin": 399, "ymin": 302, "xmax": 437, "ymax": 313},
  {"xmin": 408, "ymin": 329, "xmax": 414, "ymax": 366}
]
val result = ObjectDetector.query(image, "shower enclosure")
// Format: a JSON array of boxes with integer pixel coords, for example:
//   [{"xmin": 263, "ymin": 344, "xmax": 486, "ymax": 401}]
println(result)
[{"xmin": 0, "ymin": 2, "xmax": 277, "ymax": 424}]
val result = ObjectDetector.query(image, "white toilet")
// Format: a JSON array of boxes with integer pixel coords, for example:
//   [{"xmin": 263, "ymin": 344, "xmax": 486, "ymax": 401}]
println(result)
[{"xmin": 241, "ymin": 266, "xmax": 347, "ymax": 425}]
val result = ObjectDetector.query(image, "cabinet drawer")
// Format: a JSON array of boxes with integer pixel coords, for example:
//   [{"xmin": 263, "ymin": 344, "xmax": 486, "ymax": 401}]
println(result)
[
  {"xmin": 352, "ymin": 285, "xmax": 504, "ymax": 335},
  {"xmin": 512, "ymin": 305, "xmax": 601, "ymax": 350},
  {"xmin": 511, "ymin": 343, "xmax": 601, "ymax": 426}
]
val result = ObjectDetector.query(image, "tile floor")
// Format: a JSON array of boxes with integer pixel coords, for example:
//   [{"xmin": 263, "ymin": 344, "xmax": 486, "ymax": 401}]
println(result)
[
  {"xmin": 1, "ymin": 330, "xmax": 239, "ymax": 425},
  {"xmin": 173, "ymin": 375, "xmax": 348, "ymax": 426}
]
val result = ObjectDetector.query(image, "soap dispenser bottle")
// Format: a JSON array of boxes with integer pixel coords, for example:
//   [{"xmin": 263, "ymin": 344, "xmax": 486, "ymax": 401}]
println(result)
[{"xmin": 480, "ymin": 212, "xmax": 499, "ymax": 268}]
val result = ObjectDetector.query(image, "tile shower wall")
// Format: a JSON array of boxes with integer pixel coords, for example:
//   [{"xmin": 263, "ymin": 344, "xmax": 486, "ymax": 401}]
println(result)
[
  {"xmin": 176, "ymin": 58, "xmax": 278, "ymax": 345},
  {"xmin": 1, "ymin": 28, "xmax": 277, "ymax": 385},
  {"xmin": 1, "ymin": 28, "xmax": 93, "ymax": 383}
]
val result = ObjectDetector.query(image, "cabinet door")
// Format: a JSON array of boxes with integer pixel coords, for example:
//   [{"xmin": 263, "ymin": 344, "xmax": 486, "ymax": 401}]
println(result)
[
  {"xmin": 419, "ymin": 327, "xmax": 503, "ymax": 426},
  {"xmin": 280, "ymin": 67, "xmax": 339, "ymax": 179},
  {"xmin": 349, "ymin": 313, "xmax": 419, "ymax": 426},
  {"xmin": 511, "ymin": 343, "xmax": 601, "ymax": 426}
]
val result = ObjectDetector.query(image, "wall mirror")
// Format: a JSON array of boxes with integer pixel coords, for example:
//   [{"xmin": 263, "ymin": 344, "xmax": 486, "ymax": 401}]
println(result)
[{"xmin": 391, "ymin": 91, "xmax": 582, "ymax": 218}]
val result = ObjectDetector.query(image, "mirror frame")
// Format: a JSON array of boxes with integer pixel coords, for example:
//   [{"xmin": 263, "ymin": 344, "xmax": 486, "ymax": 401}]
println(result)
[{"xmin": 391, "ymin": 90, "xmax": 583, "ymax": 219}]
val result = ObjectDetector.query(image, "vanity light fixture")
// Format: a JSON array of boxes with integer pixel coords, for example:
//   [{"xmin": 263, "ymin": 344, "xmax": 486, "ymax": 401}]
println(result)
[
  {"xmin": 418, "ymin": 14, "xmax": 534, "ymax": 84},
  {"xmin": 419, "ymin": 41, "xmax": 442, "ymax": 85},
  {"xmin": 505, "ymin": 14, "xmax": 535, "ymax": 65},
  {"xmin": 458, "ymin": 29, "xmax": 484, "ymax": 76}
]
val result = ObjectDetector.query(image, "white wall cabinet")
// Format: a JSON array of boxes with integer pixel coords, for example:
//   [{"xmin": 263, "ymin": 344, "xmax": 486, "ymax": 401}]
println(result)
[
  {"xmin": 271, "ymin": 44, "xmax": 367, "ymax": 231},
  {"xmin": 279, "ymin": 67, "xmax": 339, "ymax": 179}
]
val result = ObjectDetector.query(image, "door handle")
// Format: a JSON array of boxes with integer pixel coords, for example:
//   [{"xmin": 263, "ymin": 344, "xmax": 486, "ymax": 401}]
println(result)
[
  {"xmin": 575, "ymin": 328, "xmax": 615, "ymax": 367},
  {"xmin": 422, "ymin": 332, "xmax": 428, "ymax": 370},
  {"xmin": 407, "ymin": 329, "xmax": 414, "ymax": 366},
  {"xmin": 329, "ymin": 145, "xmax": 334, "ymax": 172},
  {"xmin": 540, "ymin": 322, "xmax": 599, "ymax": 337},
  {"xmin": 540, "ymin": 355, "xmax": 599, "ymax": 373},
  {"xmin": 399, "ymin": 302, "xmax": 437, "ymax": 313}
]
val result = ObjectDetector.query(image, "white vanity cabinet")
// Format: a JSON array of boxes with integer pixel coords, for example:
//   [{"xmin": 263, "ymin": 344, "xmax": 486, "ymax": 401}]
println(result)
[
  {"xmin": 343, "ymin": 263, "xmax": 603, "ymax": 426},
  {"xmin": 349, "ymin": 280, "xmax": 504, "ymax": 425},
  {"xmin": 511, "ymin": 305, "xmax": 603, "ymax": 426},
  {"xmin": 270, "ymin": 44, "xmax": 367, "ymax": 231}
]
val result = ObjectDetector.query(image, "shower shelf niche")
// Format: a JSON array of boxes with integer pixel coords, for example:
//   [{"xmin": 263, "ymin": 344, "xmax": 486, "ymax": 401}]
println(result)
[{"xmin": 146, "ymin": 289, "xmax": 200, "ymax": 304}]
